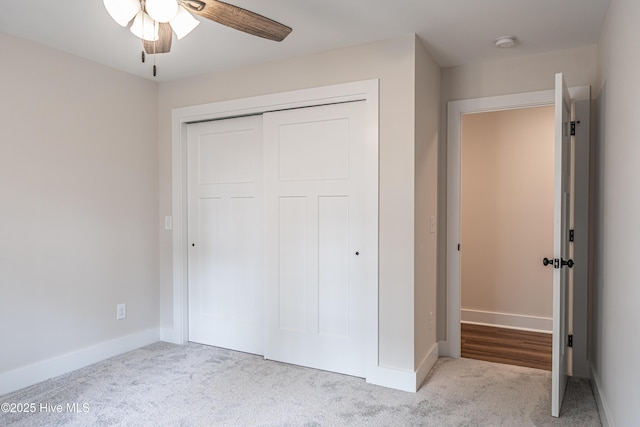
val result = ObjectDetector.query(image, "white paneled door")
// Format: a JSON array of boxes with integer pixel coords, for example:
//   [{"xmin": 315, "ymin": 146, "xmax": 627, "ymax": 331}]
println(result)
[
  {"xmin": 263, "ymin": 102, "xmax": 367, "ymax": 378},
  {"xmin": 187, "ymin": 115, "xmax": 264, "ymax": 355},
  {"xmin": 551, "ymin": 73, "xmax": 573, "ymax": 417}
]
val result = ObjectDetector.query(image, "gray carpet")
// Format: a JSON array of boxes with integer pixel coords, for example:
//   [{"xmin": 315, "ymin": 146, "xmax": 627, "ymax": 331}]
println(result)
[{"xmin": 0, "ymin": 342, "xmax": 601, "ymax": 426}]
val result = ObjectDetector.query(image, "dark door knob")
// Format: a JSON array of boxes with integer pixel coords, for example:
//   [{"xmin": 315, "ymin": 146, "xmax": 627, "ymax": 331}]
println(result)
[{"xmin": 543, "ymin": 257, "xmax": 574, "ymax": 268}]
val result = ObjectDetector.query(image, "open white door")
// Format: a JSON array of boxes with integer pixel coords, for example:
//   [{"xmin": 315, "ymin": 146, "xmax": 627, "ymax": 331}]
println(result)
[{"xmin": 551, "ymin": 72, "xmax": 573, "ymax": 417}]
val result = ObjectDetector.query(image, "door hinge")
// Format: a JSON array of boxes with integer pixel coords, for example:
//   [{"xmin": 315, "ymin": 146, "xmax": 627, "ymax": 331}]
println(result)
[
  {"xmin": 569, "ymin": 229, "xmax": 575, "ymax": 242},
  {"xmin": 570, "ymin": 121, "xmax": 580, "ymax": 136},
  {"xmin": 457, "ymin": 243, "xmax": 461, "ymax": 251},
  {"xmin": 568, "ymin": 335, "xmax": 573, "ymax": 348}
]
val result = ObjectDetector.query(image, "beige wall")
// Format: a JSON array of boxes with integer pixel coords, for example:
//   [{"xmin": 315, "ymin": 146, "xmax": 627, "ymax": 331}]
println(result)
[
  {"xmin": 0, "ymin": 31, "xmax": 440, "ymax": 387},
  {"xmin": 414, "ymin": 39, "xmax": 440, "ymax": 367},
  {"xmin": 591, "ymin": 0, "xmax": 640, "ymax": 424},
  {"xmin": 437, "ymin": 44, "xmax": 599, "ymax": 340},
  {"xmin": 0, "ymin": 33, "xmax": 159, "ymax": 373},
  {"xmin": 158, "ymin": 34, "xmax": 440, "ymax": 371},
  {"xmin": 442, "ymin": 45, "xmax": 598, "ymax": 101},
  {"xmin": 461, "ymin": 107, "xmax": 554, "ymax": 322}
]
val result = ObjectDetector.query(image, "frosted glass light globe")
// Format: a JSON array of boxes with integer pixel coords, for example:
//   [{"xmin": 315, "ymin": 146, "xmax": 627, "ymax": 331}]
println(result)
[
  {"xmin": 146, "ymin": 0, "xmax": 179, "ymax": 23},
  {"xmin": 103, "ymin": 0, "xmax": 140, "ymax": 27},
  {"xmin": 170, "ymin": 6, "xmax": 200, "ymax": 39},
  {"xmin": 130, "ymin": 11, "xmax": 159, "ymax": 41}
]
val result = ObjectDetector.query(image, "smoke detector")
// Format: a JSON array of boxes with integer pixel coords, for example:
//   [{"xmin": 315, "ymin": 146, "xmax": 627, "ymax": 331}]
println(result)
[{"xmin": 494, "ymin": 35, "xmax": 517, "ymax": 48}]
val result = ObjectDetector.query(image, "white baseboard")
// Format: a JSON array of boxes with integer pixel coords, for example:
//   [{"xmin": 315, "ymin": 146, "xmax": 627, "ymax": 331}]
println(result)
[
  {"xmin": 461, "ymin": 309, "xmax": 552, "ymax": 333},
  {"xmin": 590, "ymin": 363, "xmax": 613, "ymax": 427},
  {"xmin": 368, "ymin": 342, "xmax": 439, "ymax": 393},
  {"xmin": 370, "ymin": 365, "xmax": 417, "ymax": 392},
  {"xmin": 416, "ymin": 342, "xmax": 439, "ymax": 390},
  {"xmin": 0, "ymin": 328, "xmax": 160, "ymax": 396}
]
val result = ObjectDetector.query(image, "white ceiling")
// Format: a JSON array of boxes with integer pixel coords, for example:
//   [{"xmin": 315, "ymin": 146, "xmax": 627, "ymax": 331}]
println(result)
[{"xmin": 0, "ymin": 0, "xmax": 610, "ymax": 82}]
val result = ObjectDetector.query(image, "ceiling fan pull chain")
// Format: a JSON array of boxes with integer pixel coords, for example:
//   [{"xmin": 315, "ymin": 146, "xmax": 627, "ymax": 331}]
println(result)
[
  {"xmin": 140, "ymin": 8, "xmax": 146, "ymax": 64},
  {"xmin": 153, "ymin": 38, "xmax": 157, "ymax": 77}
]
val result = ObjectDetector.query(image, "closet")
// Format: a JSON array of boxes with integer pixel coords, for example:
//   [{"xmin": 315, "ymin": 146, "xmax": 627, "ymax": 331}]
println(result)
[{"xmin": 187, "ymin": 101, "xmax": 368, "ymax": 377}]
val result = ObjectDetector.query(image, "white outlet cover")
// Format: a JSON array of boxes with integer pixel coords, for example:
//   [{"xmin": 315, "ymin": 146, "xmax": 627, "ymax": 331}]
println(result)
[{"xmin": 116, "ymin": 303, "xmax": 126, "ymax": 320}]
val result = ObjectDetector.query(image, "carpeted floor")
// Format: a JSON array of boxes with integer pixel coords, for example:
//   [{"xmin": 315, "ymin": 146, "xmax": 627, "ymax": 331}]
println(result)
[{"xmin": 0, "ymin": 342, "xmax": 601, "ymax": 426}]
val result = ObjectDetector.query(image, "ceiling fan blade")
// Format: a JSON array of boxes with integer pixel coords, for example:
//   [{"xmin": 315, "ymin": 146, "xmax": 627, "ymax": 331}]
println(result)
[
  {"xmin": 144, "ymin": 22, "xmax": 173, "ymax": 54},
  {"xmin": 183, "ymin": 0, "xmax": 292, "ymax": 42}
]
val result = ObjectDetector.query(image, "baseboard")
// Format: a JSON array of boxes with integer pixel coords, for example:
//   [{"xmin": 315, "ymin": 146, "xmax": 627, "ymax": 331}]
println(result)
[
  {"xmin": 461, "ymin": 309, "xmax": 552, "ymax": 333},
  {"xmin": 369, "ymin": 365, "xmax": 417, "ymax": 392},
  {"xmin": 590, "ymin": 363, "xmax": 614, "ymax": 427},
  {"xmin": 0, "ymin": 328, "xmax": 160, "ymax": 396},
  {"xmin": 415, "ymin": 342, "xmax": 439, "ymax": 390},
  {"xmin": 368, "ymin": 342, "xmax": 439, "ymax": 393}
]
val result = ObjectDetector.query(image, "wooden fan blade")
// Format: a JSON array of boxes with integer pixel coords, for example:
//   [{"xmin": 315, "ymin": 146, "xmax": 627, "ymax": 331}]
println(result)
[
  {"xmin": 144, "ymin": 22, "xmax": 173, "ymax": 54},
  {"xmin": 182, "ymin": 0, "xmax": 292, "ymax": 42}
]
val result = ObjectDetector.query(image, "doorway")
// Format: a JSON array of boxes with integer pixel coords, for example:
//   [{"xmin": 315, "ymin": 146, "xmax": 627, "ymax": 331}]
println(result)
[
  {"xmin": 441, "ymin": 85, "xmax": 590, "ymax": 362},
  {"xmin": 459, "ymin": 106, "xmax": 554, "ymax": 370},
  {"xmin": 443, "ymin": 80, "xmax": 591, "ymax": 417}
]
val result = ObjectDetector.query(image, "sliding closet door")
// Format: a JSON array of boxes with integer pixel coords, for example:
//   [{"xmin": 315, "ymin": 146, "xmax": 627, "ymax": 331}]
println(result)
[
  {"xmin": 263, "ymin": 101, "xmax": 367, "ymax": 377},
  {"xmin": 187, "ymin": 115, "xmax": 263, "ymax": 355}
]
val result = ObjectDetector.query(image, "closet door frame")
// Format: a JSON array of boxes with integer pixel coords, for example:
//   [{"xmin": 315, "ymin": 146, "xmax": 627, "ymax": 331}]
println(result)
[{"xmin": 168, "ymin": 79, "xmax": 379, "ymax": 383}]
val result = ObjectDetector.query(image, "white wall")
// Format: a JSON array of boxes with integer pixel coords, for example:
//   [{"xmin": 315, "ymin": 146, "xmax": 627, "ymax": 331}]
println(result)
[
  {"xmin": 0, "ymin": 33, "xmax": 159, "ymax": 387},
  {"xmin": 461, "ymin": 107, "xmax": 554, "ymax": 328},
  {"xmin": 158, "ymin": 34, "xmax": 440, "ymax": 373},
  {"xmin": 592, "ymin": 0, "xmax": 640, "ymax": 424}
]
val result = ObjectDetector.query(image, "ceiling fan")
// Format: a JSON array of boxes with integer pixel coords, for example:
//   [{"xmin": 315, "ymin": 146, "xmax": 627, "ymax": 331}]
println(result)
[{"xmin": 103, "ymin": 0, "xmax": 292, "ymax": 73}]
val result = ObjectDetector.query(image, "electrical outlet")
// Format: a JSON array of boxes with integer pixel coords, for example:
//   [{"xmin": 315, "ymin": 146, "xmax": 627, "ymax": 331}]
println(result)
[
  {"xmin": 116, "ymin": 303, "xmax": 126, "ymax": 320},
  {"xmin": 429, "ymin": 312, "xmax": 434, "ymax": 330}
]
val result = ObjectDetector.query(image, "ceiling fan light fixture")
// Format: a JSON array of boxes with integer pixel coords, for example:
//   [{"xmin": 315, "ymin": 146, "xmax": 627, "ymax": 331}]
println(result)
[
  {"xmin": 170, "ymin": 6, "xmax": 200, "ymax": 40},
  {"xmin": 103, "ymin": 0, "xmax": 140, "ymax": 27},
  {"xmin": 145, "ymin": 0, "xmax": 179, "ymax": 23},
  {"xmin": 130, "ymin": 11, "xmax": 159, "ymax": 41},
  {"xmin": 104, "ymin": 0, "xmax": 291, "ymax": 77}
]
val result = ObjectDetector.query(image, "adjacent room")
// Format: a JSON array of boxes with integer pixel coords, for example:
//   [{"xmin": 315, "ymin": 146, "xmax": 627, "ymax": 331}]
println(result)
[
  {"xmin": 460, "ymin": 106, "xmax": 555, "ymax": 371},
  {"xmin": 1, "ymin": 0, "xmax": 638, "ymax": 425}
]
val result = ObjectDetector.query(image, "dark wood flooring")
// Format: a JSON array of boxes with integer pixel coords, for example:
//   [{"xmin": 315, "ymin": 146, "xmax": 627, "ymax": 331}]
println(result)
[{"xmin": 461, "ymin": 323, "xmax": 552, "ymax": 371}]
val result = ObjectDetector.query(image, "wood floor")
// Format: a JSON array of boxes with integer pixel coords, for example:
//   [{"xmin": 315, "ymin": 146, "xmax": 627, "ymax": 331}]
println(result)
[{"xmin": 461, "ymin": 323, "xmax": 552, "ymax": 371}]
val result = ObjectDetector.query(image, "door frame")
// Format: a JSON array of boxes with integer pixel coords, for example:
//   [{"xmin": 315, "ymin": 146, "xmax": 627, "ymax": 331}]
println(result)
[
  {"xmin": 441, "ymin": 85, "xmax": 589, "ymax": 358},
  {"xmin": 166, "ymin": 79, "xmax": 380, "ymax": 383}
]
